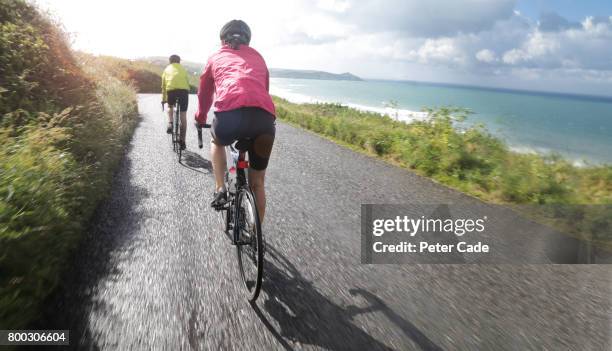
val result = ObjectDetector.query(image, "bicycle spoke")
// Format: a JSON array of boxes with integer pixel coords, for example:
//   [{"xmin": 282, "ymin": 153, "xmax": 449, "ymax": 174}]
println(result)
[{"xmin": 234, "ymin": 187, "xmax": 264, "ymax": 301}]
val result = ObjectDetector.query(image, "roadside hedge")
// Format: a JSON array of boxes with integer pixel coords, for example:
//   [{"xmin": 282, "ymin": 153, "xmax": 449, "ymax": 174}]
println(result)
[{"xmin": 0, "ymin": 0, "xmax": 139, "ymax": 329}]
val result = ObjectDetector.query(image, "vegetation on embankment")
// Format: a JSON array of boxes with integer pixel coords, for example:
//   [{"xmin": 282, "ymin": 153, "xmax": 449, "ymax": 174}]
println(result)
[
  {"xmin": 273, "ymin": 97, "xmax": 612, "ymax": 248},
  {"xmin": 142, "ymin": 56, "xmax": 201, "ymax": 89},
  {"xmin": 81, "ymin": 54, "xmax": 199, "ymax": 93},
  {"xmin": 0, "ymin": 0, "xmax": 139, "ymax": 329}
]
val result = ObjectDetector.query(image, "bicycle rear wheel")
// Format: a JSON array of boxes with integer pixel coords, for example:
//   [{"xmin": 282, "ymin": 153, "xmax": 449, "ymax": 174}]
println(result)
[{"xmin": 234, "ymin": 187, "xmax": 264, "ymax": 301}]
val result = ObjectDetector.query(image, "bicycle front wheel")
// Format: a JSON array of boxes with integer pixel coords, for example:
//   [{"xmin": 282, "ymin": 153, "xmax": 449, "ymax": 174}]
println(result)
[{"xmin": 234, "ymin": 187, "xmax": 264, "ymax": 302}]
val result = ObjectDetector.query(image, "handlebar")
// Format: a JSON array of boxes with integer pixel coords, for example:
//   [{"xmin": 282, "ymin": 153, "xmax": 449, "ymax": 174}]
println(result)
[{"xmin": 196, "ymin": 123, "xmax": 211, "ymax": 149}]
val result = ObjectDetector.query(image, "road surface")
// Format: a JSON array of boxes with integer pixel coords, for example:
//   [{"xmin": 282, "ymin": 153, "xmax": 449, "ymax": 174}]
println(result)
[{"xmin": 37, "ymin": 94, "xmax": 611, "ymax": 350}]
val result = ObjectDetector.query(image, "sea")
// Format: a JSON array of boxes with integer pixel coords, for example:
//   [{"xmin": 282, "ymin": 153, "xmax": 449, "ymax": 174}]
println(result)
[{"xmin": 269, "ymin": 78, "xmax": 612, "ymax": 166}]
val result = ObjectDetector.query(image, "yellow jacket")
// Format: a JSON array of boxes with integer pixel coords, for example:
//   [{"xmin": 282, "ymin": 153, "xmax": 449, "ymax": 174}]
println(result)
[{"xmin": 161, "ymin": 63, "xmax": 190, "ymax": 102}]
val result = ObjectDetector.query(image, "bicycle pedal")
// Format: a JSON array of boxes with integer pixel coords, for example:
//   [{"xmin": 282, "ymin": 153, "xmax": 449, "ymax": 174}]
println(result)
[{"xmin": 212, "ymin": 204, "xmax": 228, "ymax": 211}]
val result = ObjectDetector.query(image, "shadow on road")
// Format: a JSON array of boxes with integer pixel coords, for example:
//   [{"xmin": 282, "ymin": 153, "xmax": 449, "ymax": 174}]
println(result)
[
  {"xmin": 346, "ymin": 289, "xmax": 444, "ymax": 351},
  {"xmin": 179, "ymin": 150, "xmax": 213, "ymax": 174},
  {"xmin": 28, "ymin": 149, "xmax": 150, "ymax": 350},
  {"xmin": 252, "ymin": 246, "xmax": 444, "ymax": 351}
]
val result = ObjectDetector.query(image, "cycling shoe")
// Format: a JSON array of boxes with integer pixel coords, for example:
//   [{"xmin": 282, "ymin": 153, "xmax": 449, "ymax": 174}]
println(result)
[{"xmin": 210, "ymin": 191, "xmax": 227, "ymax": 210}]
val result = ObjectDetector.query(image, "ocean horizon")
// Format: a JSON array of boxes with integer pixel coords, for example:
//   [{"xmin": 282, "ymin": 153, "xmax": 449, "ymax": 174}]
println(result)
[
  {"xmin": 269, "ymin": 77, "xmax": 612, "ymax": 166},
  {"xmin": 364, "ymin": 78, "xmax": 612, "ymax": 103}
]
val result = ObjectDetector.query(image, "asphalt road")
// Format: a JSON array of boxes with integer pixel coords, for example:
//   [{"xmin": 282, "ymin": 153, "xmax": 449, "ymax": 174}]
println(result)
[{"xmin": 36, "ymin": 94, "xmax": 611, "ymax": 350}]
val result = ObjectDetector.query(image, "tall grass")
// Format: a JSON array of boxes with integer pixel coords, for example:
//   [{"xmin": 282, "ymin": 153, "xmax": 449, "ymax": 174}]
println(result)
[{"xmin": 0, "ymin": 0, "xmax": 138, "ymax": 328}]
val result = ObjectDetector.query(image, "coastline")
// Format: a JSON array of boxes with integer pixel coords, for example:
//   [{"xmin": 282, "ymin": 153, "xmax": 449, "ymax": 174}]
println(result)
[
  {"xmin": 269, "ymin": 83, "xmax": 603, "ymax": 167},
  {"xmin": 269, "ymin": 85, "xmax": 429, "ymax": 123}
]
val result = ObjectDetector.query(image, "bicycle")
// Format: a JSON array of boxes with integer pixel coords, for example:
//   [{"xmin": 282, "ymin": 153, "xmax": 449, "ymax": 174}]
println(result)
[
  {"xmin": 198, "ymin": 124, "xmax": 264, "ymax": 301},
  {"xmin": 163, "ymin": 99, "xmax": 182, "ymax": 162}
]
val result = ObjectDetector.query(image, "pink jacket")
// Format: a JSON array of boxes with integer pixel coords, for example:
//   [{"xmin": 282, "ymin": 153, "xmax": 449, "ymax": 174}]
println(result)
[{"xmin": 195, "ymin": 44, "xmax": 275, "ymax": 124}]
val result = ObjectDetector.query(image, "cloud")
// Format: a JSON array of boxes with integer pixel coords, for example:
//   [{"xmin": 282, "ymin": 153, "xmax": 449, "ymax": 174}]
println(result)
[
  {"xmin": 501, "ymin": 31, "xmax": 560, "ymax": 65},
  {"xmin": 476, "ymin": 49, "xmax": 497, "ymax": 63},
  {"xmin": 411, "ymin": 38, "xmax": 467, "ymax": 65},
  {"xmin": 273, "ymin": 11, "xmax": 351, "ymax": 45},
  {"xmin": 37, "ymin": 0, "xmax": 612, "ymax": 95},
  {"xmin": 538, "ymin": 12, "xmax": 580, "ymax": 32},
  {"xmin": 499, "ymin": 16, "xmax": 612, "ymax": 70},
  {"xmin": 316, "ymin": 0, "xmax": 351, "ymax": 13},
  {"xmin": 278, "ymin": 31, "xmax": 345, "ymax": 45},
  {"xmin": 365, "ymin": 11, "xmax": 612, "ymax": 74},
  {"xmin": 320, "ymin": 0, "xmax": 516, "ymax": 37},
  {"xmin": 580, "ymin": 16, "xmax": 612, "ymax": 37},
  {"xmin": 501, "ymin": 49, "xmax": 524, "ymax": 65}
]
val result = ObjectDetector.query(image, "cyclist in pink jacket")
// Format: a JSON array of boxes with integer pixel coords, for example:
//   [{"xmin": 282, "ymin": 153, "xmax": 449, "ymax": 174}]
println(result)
[{"xmin": 195, "ymin": 20, "xmax": 276, "ymax": 222}]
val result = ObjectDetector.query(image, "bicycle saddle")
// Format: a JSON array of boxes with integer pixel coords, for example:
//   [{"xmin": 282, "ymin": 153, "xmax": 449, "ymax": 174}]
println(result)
[{"xmin": 234, "ymin": 139, "xmax": 252, "ymax": 152}]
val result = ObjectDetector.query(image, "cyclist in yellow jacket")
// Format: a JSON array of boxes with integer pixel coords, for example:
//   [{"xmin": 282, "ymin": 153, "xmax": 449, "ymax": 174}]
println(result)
[{"xmin": 162, "ymin": 55, "xmax": 190, "ymax": 150}]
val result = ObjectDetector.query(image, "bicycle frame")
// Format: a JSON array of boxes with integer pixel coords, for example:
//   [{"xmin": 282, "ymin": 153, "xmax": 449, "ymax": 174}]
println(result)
[
  {"xmin": 225, "ymin": 143, "xmax": 250, "ymax": 245},
  {"xmin": 195, "ymin": 124, "xmax": 253, "ymax": 245}
]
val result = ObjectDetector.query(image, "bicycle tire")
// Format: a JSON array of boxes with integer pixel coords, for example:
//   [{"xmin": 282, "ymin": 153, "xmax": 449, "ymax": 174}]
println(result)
[
  {"xmin": 234, "ymin": 187, "xmax": 264, "ymax": 302},
  {"xmin": 172, "ymin": 114, "xmax": 177, "ymax": 152},
  {"xmin": 174, "ymin": 107, "xmax": 180, "ymax": 156},
  {"xmin": 171, "ymin": 115, "xmax": 177, "ymax": 151},
  {"xmin": 176, "ymin": 106, "xmax": 182, "ymax": 161}
]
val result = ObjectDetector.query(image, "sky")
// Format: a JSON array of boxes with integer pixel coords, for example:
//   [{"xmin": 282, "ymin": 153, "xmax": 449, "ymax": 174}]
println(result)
[{"xmin": 35, "ymin": 0, "xmax": 612, "ymax": 96}]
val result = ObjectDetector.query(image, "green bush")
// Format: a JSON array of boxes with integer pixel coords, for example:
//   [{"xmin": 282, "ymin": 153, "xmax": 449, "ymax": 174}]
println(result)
[
  {"xmin": 0, "ymin": 1, "xmax": 93, "ymax": 120},
  {"xmin": 0, "ymin": 0, "xmax": 138, "ymax": 329},
  {"xmin": 0, "ymin": 121, "xmax": 82, "ymax": 327}
]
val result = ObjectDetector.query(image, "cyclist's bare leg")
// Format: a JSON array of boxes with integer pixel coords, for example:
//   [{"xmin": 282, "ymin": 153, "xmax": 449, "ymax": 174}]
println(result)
[
  {"xmin": 179, "ymin": 111, "xmax": 187, "ymax": 142},
  {"xmin": 211, "ymin": 139, "xmax": 226, "ymax": 192},
  {"xmin": 167, "ymin": 106, "xmax": 174, "ymax": 124},
  {"xmin": 248, "ymin": 169, "xmax": 266, "ymax": 222}
]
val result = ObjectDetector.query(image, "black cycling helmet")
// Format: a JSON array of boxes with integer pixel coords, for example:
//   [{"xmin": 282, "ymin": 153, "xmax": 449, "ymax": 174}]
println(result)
[
  {"xmin": 169, "ymin": 54, "xmax": 180, "ymax": 64},
  {"xmin": 220, "ymin": 20, "xmax": 251, "ymax": 49}
]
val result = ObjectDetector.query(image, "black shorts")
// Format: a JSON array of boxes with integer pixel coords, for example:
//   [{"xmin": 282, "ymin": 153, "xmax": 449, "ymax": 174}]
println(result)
[
  {"xmin": 212, "ymin": 107, "xmax": 276, "ymax": 170},
  {"xmin": 167, "ymin": 89, "xmax": 189, "ymax": 111}
]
